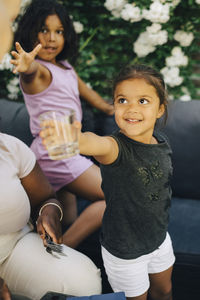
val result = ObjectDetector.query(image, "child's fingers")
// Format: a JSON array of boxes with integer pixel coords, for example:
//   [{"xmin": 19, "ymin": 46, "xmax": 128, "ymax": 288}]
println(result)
[
  {"xmin": 40, "ymin": 134, "xmax": 53, "ymax": 147},
  {"xmin": 40, "ymin": 127, "xmax": 56, "ymax": 140},
  {"xmin": 40, "ymin": 129, "xmax": 50, "ymax": 138},
  {"xmin": 73, "ymin": 120, "xmax": 82, "ymax": 130},
  {"xmin": 15, "ymin": 42, "xmax": 23, "ymax": 53},
  {"xmin": 31, "ymin": 43, "xmax": 42, "ymax": 57},
  {"xmin": 39, "ymin": 119, "xmax": 55, "ymax": 129},
  {"xmin": 11, "ymin": 51, "xmax": 19, "ymax": 59},
  {"xmin": 10, "ymin": 59, "xmax": 18, "ymax": 66},
  {"xmin": 12, "ymin": 66, "xmax": 18, "ymax": 74}
]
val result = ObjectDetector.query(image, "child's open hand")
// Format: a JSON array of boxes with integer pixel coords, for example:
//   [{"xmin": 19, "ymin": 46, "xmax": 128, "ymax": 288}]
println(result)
[{"xmin": 10, "ymin": 42, "xmax": 42, "ymax": 74}]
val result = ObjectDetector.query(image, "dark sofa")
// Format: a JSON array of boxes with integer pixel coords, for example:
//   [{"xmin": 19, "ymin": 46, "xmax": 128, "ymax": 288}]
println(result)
[
  {"xmin": 1, "ymin": 98, "xmax": 200, "ymax": 299},
  {"xmin": 162, "ymin": 100, "xmax": 200, "ymax": 299}
]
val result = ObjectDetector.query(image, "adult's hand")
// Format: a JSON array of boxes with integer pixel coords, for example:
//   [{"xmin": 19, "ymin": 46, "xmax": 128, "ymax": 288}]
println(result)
[
  {"xmin": 0, "ymin": 277, "xmax": 11, "ymax": 300},
  {"xmin": 36, "ymin": 202, "xmax": 63, "ymax": 245}
]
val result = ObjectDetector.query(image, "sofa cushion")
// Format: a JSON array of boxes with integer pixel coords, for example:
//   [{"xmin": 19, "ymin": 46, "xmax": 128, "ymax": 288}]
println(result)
[
  {"xmin": 161, "ymin": 100, "xmax": 200, "ymax": 199},
  {"xmin": 168, "ymin": 196, "xmax": 200, "ymax": 256},
  {"xmin": 0, "ymin": 99, "xmax": 33, "ymax": 146}
]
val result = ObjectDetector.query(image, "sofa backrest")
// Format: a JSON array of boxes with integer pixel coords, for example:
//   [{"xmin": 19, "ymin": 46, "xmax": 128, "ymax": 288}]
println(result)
[
  {"xmin": 161, "ymin": 100, "xmax": 200, "ymax": 200},
  {"xmin": 0, "ymin": 98, "xmax": 33, "ymax": 146},
  {"xmin": 1, "ymin": 98, "xmax": 200, "ymax": 200}
]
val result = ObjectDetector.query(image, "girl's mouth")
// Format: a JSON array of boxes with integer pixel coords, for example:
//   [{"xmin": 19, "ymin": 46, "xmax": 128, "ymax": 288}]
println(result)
[
  {"xmin": 45, "ymin": 47, "xmax": 57, "ymax": 53},
  {"xmin": 125, "ymin": 118, "xmax": 141, "ymax": 123}
]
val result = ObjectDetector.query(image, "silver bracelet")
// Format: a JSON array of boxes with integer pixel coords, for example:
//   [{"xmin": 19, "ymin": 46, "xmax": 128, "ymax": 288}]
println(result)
[{"xmin": 39, "ymin": 202, "xmax": 63, "ymax": 221}]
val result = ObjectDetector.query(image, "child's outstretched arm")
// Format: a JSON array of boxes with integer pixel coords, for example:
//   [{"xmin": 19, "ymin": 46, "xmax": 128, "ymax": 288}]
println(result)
[
  {"xmin": 77, "ymin": 75, "xmax": 114, "ymax": 116},
  {"xmin": 79, "ymin": 129, "xmax": 118, "ymax": 165},
  {"xmin": 40, "ymin": 120, "xmax": 118, "ymax": 165}
]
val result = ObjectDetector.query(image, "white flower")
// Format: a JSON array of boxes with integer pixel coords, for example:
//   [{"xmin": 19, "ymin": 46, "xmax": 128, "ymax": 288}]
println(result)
[
  {"xmin": 179, "ymin": 94, "xmax": 191, "ymax": 101},
  {"xmin": 20, "ymin": 0, "xmax": 32, "ymax": 14},
  {"xmin": 172, "ymin": 0, "xmax": 181, "ymax": 6},
  {"xmin": 180, "ymin": 87, "xmax": 191, "ymax": 101},
  {"xmin": 120, "ymin": 4, "xmax": 142, "ymax": 23},
  {"xmin": 161, "ymin": 66, "xmax": 183, "ymax": 87},
  {"xmin": 104, "ymin": 0, "xmax": 127, "ymax": 11},
  {"xmin": 7, "ymin": 77, "xmax": 20, "ymax": 100},
  {"xmin": 168, "ymin": 94, "xmax": 174, "ymax": 101},
  {"xmin": 133, "ymin": 24, "xmax": 168, "ymax": 57},
  {"xmin": 146, "ymin": 23, "xmax": 162, "ymax": 34},
  {"xmin": 12, "ymin": 21, "xmax": 18, "ymax": 33},
  {"xmin": 0, "ymin": 53, "xmax": 13, "ymax": 71},
  {"xmin": 86, "ymin": 82, "xmax": 92, "ymax": 89},
  {"xmin": 133, "ymin": 32, "xmax": 156, "ymax": 57},
  {"xmin": 166, "ymin": 47, "xmax": 188, "ymax": 67},
  {"xmin": 73, "ymin": 21, "xmax": 84, "ymax": 34},
  {"xmin": 104, "ymin": 0, "xmax": 127, "ymax": 17},
  {"xmin": 146, "ymin": 24, "xmax": 168, "ymax": 45},
  {"xmin": 142, "ymin": 1, "xmax": 170, "ymax": 23},
  {"xmin": 174, "ymin": 30, "xmax": 194, "ymax": 47}
]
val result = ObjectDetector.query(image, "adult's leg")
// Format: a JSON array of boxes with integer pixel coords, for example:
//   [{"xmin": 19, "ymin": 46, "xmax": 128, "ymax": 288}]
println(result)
[
  {"xmin": 148, "ymin": 266, "xmax": 173, "ymax": 300},
  {"xmin": 62, "ymin": 164, "xmax": 106, "ymax": 248},
  {"xmin": 0, "ymin": 233, "xmax": 102, "ymax": 300}
]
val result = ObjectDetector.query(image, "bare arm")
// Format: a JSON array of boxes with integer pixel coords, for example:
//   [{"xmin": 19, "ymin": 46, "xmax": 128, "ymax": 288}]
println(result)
[
  {"xmin": 40, "ymin": 120, "xmax": 119, "ymax": 164},
  {"xmin": 79, "ymin": 130, "xmax": 118, "ymax": 164},
  {"xmin": 21, "ymin": 162, "xmax": 62, "ymax": 244},
  {"xmin": 77, "ymin": 75, "xmax": 114, "ymax": 116},
  {"xmin": 10, "ymin": 42, "xmax": 51, "ymax": 94},
  {"xmin": 0, "ymin": 277, "xmax": 11, "ymax": 300}
]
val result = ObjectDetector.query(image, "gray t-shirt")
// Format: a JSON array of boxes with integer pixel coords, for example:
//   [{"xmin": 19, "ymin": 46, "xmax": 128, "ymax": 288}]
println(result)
[{"xmin": 100, "ymin": 130, "xmax": 172, "ymax": 259}]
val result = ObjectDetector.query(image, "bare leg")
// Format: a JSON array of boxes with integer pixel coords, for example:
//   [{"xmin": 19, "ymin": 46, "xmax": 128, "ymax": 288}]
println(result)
[
  {"xmin": 148, "ymin": 266, "xmax": 173, "ymax": 300},
  {"xmin": 63, "ymin": 200, "xmax": 105, "ymax": 248},
  {"xmin": 66, "ymin": 164, "xmax": 104, "ymax": 200},
  {"xmin": 62, "ymin": 164, "xmax": 106, "ymax": 248}
]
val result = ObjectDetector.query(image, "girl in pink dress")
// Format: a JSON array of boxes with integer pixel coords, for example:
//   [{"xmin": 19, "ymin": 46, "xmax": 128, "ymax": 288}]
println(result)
[{"xmin": 11, "ymin": 0, "xmax": 113, "ymax": 248}]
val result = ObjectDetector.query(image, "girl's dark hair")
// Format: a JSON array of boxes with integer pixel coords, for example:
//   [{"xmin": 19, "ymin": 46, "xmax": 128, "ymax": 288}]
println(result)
[
  {"xmin": 14, "ymin": 0, "xmax": 78, "ymax": 63},
  {"xmin": 113, "ymin": 64, "xmax": 168, "ymax": 114}
]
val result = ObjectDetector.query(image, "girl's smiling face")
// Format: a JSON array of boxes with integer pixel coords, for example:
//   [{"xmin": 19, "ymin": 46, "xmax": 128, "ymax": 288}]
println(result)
[
  {"xmin": 114, "ymin": 78, "xmax": 165, "ymax": 144},
  {"xmin": 37, "ymin": 14, "xmax": 65, "ymax": 64}
]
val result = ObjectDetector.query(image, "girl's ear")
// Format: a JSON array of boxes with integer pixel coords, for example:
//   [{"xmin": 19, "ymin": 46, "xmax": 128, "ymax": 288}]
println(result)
[{"xmin": 157, "ymin": 104, "xmax": 165, "ymax": 119}]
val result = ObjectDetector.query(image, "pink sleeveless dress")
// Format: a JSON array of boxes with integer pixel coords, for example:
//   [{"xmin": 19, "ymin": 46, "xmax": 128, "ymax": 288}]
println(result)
[{"xmin": 22, "ymin": 59, "xmax": 93, "ymax": 191}]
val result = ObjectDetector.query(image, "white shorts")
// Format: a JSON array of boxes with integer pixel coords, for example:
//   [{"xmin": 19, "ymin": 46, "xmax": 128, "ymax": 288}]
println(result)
[{"xmin": 101, "ymin": 232, "xmax": 175, "ymax": 297}]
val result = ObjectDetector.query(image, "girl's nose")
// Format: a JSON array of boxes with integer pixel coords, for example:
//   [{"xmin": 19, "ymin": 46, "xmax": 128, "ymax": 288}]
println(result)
[
  {"xmin": 49, "ymin": 32, "xmax": 56, "ymax": 41},
  {"xmin": 127, "ymin": 102, "xmax": 139, "ymax": 113}
]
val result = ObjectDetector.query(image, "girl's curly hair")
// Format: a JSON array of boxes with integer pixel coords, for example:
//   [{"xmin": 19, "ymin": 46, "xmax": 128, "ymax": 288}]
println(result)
[{"xmin": 14, "ymin": 0, "xmax": 78, "ymax": 64}]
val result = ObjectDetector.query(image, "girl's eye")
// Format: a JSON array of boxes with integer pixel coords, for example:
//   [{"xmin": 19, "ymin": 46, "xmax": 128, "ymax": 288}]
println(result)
[
  {"xmin": 118, "ymin": 98, "xmax": 127, "ymax": 104},
  {"xmin": 41, "ymin": 28, "xmax": 48, "ymax": 34},
  {"xmin": 139, "ymin": 98, "xmax": 148, "ymax": 104},
  {"xmin": 57, "ymin": 30, "xmax": 64, "ymax": 35}
]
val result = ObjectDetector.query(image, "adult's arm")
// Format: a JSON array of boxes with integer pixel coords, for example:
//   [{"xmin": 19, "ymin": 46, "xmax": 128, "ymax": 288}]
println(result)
[
  {"xmin": 0, "ymin": 277, "xmax": 11, "ymax": 300},
  {"xmin": 20, "ymin": 162, "xmax": 62, "ymax": 244}
]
